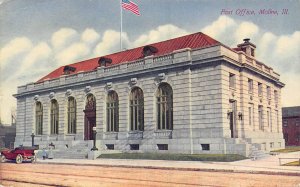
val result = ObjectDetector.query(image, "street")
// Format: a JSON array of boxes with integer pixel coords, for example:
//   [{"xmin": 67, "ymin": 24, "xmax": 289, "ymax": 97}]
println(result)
[{"xmin": 1, "ymin": 162, "xmax": 300, "ymax": 187}]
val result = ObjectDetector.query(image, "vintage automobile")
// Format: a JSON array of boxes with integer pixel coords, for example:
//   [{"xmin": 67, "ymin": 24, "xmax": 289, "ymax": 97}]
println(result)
[{"xmin": 0, "ymin": 146, "xmax": 37, "ymax": 164}]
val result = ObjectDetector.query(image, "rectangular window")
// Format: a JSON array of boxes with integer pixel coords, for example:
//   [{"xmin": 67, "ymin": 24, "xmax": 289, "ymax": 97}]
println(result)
[
  {"xmin": 270, "ymin": 142, "xmax": 274, "ymax": 148},
  {"xmin": 229, "ymin": 73, "xmax": 236, "ymax": 89},
  {"xmin": 248, "ymin": 104, "xmax": 254, "ymax": 128},
  {"xmin": 258, "ymin": 82, "xmax": 263, "ymax": 96},
  {"xmin": 67, "ymin": 97, "xmax": 76, "ymax": 134},
  {"xmin": 258, "ymin": 105, "xmax": 263, "ymax": 131},
  {"xmin": 130, "ymin": 144, "xmax": 139, "ymax": 150},
  {"xmin": 201, "ymin": 144, "xmax": 210, "ymax": 151},
  {"xmin": 106, "ymin": 144, "xmax": 114, "ymax": 150},
  {"xmin": 248, "ymin": 79, "xmax": 253, "ymax": 93},
  {"xmin": 106, "ymin": 92, "xmax": 119, "ymax": 132},
  {"xmin": 157, "ymin": 144, "xmax": 168, "ymax": 150},
  {"xmin": 274, "ymin": 90, "xmax": 278, "ymax": 104},
  {"xmin": 267, "ymin": 108, "xmax": 272, "ymax": 132},
  {"xmin": 130, "ymin": 88, "xmax": 144, "ymax": 131},
  {"xmin": 267, "ymin": 86, "xmax": 271, "ymax": 99}
]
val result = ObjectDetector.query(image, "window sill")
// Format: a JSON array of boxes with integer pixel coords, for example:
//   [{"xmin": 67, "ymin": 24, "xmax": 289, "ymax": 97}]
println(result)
[
  {"xmin": 66, "ymin": 133, "xmax": 76, "ymax": 136},
  {"xmin": 127, "ymin": 131, "xmax": 143, "ymax": 139},
  {"xmin": 154, "ymin": 130, "xmax": 172, "ymax": 139},
  {"xmin": 104, "ymin": 132, "xmax": 118, "ymax": 140}
]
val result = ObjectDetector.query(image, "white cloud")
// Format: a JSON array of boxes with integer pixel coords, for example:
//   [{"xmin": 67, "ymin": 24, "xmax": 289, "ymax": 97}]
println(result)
[
  {"xmin": 281, "ymin": 73, "xmax": 300, "ymax": 107},
  {"xmin": 274, "ymin": 31, "xmax": 300, "ymax": 61},
  {"xmin": 56, "ymin": 42, "xmax": 90, "ymax": 65},
  {"xmin": 134, "ymin": 24, "xmax": 189, "ymax": 47},
  {"xmin": 51, "ymin": 28, "xmax": 78, "ymax": 49},
  {"xmin": 81, "ymin": 28, "xmax": 100, "ymax": 44},
  {"xmin": 94, "ymin": 30, "xmax": 130, "ymax": 56},
  {"xmin": 202, "ymin": 15, "xmax": 236, "ymax": 39},
  {"xmin": 0, "ymin": 37, "xmax": 33, "ymax": 69},
  {"xmin": 234, "ymin": 22, "xmax": 259, "ymax": 42},
  {"xmin": 14, "ymin": 42, "xmax": 52, "ymax": 77}
]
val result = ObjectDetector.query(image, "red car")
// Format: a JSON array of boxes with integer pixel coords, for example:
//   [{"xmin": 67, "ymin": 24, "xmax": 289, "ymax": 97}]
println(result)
[{"xmin": 0, "ymin": 146, "xmax": 37, "ymax": 164}]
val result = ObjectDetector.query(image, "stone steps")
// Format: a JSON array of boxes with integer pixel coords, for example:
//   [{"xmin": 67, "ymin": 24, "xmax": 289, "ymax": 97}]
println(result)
[
  {"xmin": 53, "ymin": 149, "xmax": 89, "ymax": 159},
  {"xmin": 51, "ymin": 141, "xmax": 90, "ymax": 159},
  {"xmin": 249, "ymin": 146, "xmax": 269, "ymax": 160}
]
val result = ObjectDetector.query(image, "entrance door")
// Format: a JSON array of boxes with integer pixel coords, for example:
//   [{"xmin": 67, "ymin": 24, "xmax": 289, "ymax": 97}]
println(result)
[
  {"xmin": 85, "ymin": 116, "xmax": 95, "ymax": 140},
  {"xmin": 84, "ymin": 94, "xmax": 96, "ymax": 140}
]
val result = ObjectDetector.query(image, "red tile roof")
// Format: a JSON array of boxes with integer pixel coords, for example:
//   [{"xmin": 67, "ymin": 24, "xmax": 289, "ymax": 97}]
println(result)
[{"xmin": 38, "ymin": 32, "xmax": 220, "ymax": 82}]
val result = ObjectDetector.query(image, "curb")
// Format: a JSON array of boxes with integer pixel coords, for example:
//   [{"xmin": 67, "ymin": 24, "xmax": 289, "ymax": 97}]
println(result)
[{"xmin": 36, "ymin": 161, "xmax": 300, "ymax": 177}]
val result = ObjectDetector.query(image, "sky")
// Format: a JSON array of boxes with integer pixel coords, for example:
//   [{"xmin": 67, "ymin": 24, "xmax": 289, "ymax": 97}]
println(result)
[{"xmin": 0, "ymin": 0, "xmax": 300, "ymax": 124}]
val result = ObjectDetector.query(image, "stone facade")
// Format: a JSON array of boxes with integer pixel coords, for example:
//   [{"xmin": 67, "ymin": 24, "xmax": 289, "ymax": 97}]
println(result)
[{"xmin": 14, "ymin": 33, "xmax": 285, "ymax": 156}]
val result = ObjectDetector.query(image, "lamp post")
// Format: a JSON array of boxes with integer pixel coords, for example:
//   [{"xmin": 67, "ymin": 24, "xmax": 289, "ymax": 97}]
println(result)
[
  {"xmin": 31, "ymin": 132, "xmax": 35, "ymax": 147},
  {"xmin": 91, "ymin": 126, "xmax": 98, "ymax": 151}
]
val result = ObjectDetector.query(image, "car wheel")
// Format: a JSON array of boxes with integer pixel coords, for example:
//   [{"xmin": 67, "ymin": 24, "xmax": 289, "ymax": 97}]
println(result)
[
  {"xmin": 31, "ymin": 155, "xmax": 37, "ymax": 163},
  {"xmin": 16, "ymin": 154, "xmax": 23, "ymax": 164},
  {"xmin": 0, "ymin": 155, "xmax": 6, "ymax": 163}
]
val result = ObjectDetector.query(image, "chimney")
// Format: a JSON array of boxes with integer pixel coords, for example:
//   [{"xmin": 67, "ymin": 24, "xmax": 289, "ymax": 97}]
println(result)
[{"xmin": 237, "ymin": 38, "xmax": 256, "ymax": 57}]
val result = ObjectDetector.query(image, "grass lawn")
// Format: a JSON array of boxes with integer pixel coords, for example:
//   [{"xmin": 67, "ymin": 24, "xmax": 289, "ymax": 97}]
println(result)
[
  {"xmin": 98, "ymin": 153, "xmax": 246, "ymax": 162},
  {"xmin": 271, "ymin": 146, "xmax": 300, "ymax": 153},
  {"xmin": 283, "ymin": 161, "xmax": 300, "ymax": 166}
]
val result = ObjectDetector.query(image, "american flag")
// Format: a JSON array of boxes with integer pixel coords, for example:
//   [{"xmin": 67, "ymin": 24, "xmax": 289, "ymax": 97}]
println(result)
[{"xmin": 121, "ymin": 0, "xmax": 140, "ymax": 16}]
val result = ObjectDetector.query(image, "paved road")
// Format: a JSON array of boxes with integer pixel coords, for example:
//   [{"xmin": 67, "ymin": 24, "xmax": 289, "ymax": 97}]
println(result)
[{"xmin": 1, "ymin": 162, "xmax": 300, "ymax": 187}]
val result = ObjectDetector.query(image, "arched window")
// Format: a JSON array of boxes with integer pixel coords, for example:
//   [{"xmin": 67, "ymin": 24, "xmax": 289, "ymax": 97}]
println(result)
[
  {"xmin": 50, "ymin": 99, "xmax": 59, "ymax": 134},
  {"xmin": 107, "ymin": 91, "xmax": 119, "ymax": 132},
  {"xmin": 35, "ymin": 102, "xmax": 43, "ymax": 135},
  {"xmin": 68, "ymin": 97, "xmax": 76, "ymax": 134},
  {"xmin": 130, "ymin": 87, "xmax": 144, "ymax": 131},
  {"xmin": 156, "ymin": 83, "xmax": 173, "ymax": 130}
]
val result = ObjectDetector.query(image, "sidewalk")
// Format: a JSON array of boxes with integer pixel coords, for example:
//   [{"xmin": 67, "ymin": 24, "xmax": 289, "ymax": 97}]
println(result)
[{"xmin": 37, "ymin": 151, "xmax": 300, "ymax": 176}]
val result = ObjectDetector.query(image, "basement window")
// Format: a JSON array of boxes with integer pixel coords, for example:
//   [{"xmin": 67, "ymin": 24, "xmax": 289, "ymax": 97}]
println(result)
[
  {"xmin": 157, "ymin": 144, "xmax": 168, "ymax": 150},
  {"xmin": 106, "ymin": 144, "xmax": 114, "ymax": 150},
  {"xmin": 201, "ymin": 144, "xmax": 210, "ymax": 151},
  {"xmin": 130, "ymin": 144, "xmax": 139, "ymax": 150}
]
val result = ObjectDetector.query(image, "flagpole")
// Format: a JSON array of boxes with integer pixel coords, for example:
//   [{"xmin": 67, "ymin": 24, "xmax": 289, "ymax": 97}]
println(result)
[{"xmin": 120, "ymin": 0, "xmax": 123, "ymax": 51}]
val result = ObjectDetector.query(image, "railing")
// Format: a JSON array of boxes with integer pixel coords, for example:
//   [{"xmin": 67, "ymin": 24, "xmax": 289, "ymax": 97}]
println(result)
[
  {"xmin": 34, "ymin": 82, "xmax": 44, "ymax": 89},
  {"xmin": 65, "ymin": 74, "xmax": 78, "ymax": 83},
  {"xmin": 104, "ymin": 65, "xmax": 120, "ymax": 73},
  {"xmin": 127, "ymin": 60, "xmax": 144, "ymax": 68},
  {"xmin": 245, "ymin": 56, "xmax": 254, "ymax": 64},
  {"xmin": 49, "ymin": 79, "xmax": 59, "ymax": 87},
  {"xmin": 264, "ymin": 67, "xmax": 271, "ymax": 73},
  {"xmin": 153, "ymin": 54, "xmax": 173, "ymax": 63},
  {"xmin": 256, "ymin": 63, "xmax": 263, "ymax": 69}
]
